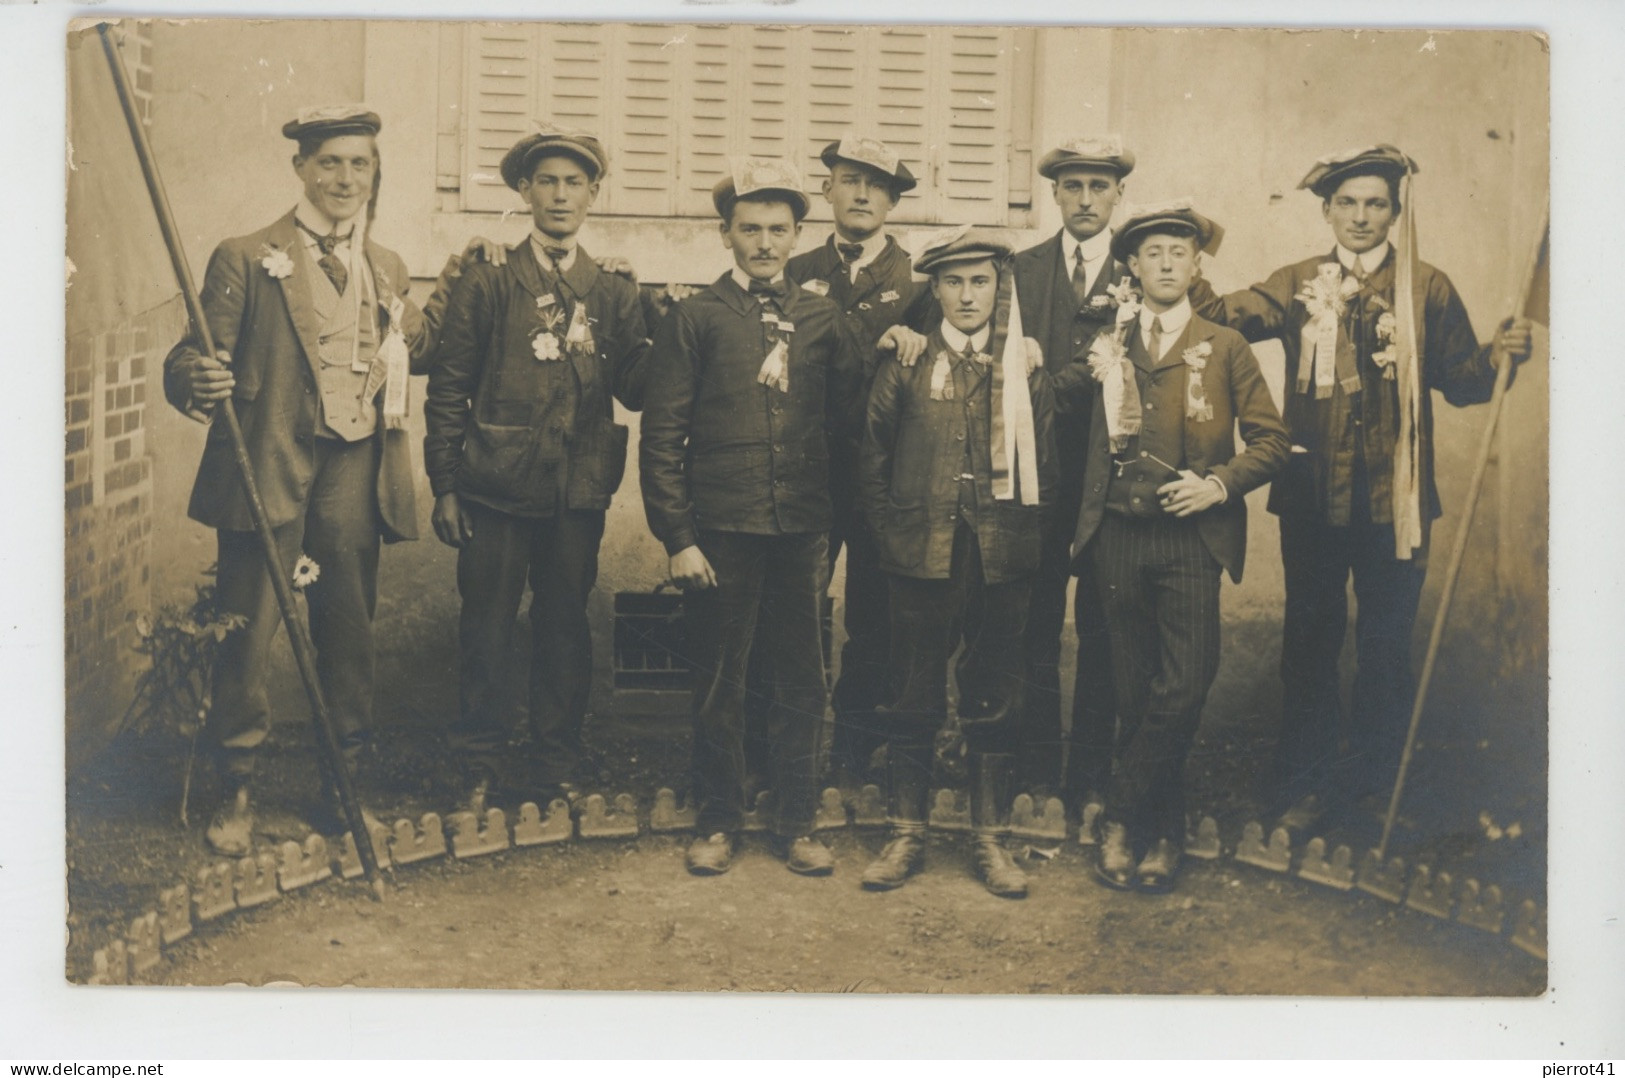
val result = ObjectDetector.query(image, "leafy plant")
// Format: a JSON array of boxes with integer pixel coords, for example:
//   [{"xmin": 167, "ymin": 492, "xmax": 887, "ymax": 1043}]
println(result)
[{"xmin": 120, "ymin": 569, "xmax": 246, "ymax": 824}]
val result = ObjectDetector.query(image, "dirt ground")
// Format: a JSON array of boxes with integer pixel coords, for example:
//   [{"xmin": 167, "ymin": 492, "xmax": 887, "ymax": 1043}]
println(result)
[{"xmin": 66, "ymin": 599, "xmax": 1547, "ymax": 994}]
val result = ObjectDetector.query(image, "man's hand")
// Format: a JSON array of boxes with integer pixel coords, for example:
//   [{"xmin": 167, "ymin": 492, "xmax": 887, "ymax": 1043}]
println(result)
[
  {"xmin": 432, "ymin": 492, "xmax": 476, "ymax": 548},
  {"xmin": 668, "ymin": 545, "xmax": 717, "ymax": 590},
  {"xmin": 1157, "ymin": 470, "xmax": 1226, "ymax": 518},
  {"xmin": 461, "ymin": 236, "xmax": 507, "ymax": 267},
  {"xmin": 878, "ymin": 325, "xmax": 929, "ymax": 367},
  {"xmin": 597, "ymin": 255, "xmax": 638, "ymax": 282},
  {"xmin": 1491, "ymin": 316, "xmax": 1534, "ymax": 370},
  {"xmin": 1023, "ymin": 336, "xmax": 1043, "ymax": 375},
  {"xmin": 184, "ymin": 348, "xmax": 234, "ymax": 421}
]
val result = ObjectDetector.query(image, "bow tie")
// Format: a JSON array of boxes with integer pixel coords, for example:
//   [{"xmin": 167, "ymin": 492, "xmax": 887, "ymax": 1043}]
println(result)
[
  {"xmin": 748, "ymin": 278, "xmax": 787, "ymax": 300},
  {"xmin": 836, "ymin": 241, "xmax": 864, "ymax": 265},
  {"xmin": 297, "ymin": 219, "xmax": 347, "ymax": 257}
]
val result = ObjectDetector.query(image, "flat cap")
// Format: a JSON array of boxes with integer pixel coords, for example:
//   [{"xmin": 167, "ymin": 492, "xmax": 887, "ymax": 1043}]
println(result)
[
  {"xmin": 1110, "ymin": 198, "xmax": 1224, "ymax": 263},
  {"xmin": 1299, "ymin": 143, "xmax": 1418, "ymax": 198},
  {"xmin": 1037, "ymin": 134, "xmax": 1135, "ymax": 180},
  {"xmin": 712, "ymin": 157, "xmax": 810, "ymax": 221},
  {"xmin": 912, "ymin": 224, "xmax": 1017, "ymax": 276},
  {"xmin": 820, "ymin": 135, "xmax": 918, "ymax": 194},
  {"xmin": 282, "ymin": 104, "xmax": 382, "ymax": 141},
  {"xmin": 500, "ymin": 121, "xmax": 609, "ymax": 189}
]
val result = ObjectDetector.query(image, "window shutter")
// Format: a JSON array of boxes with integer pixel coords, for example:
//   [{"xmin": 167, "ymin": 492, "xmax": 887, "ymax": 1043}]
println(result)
[
  {"xmin": 676, "ymin": 24, "xmax": 736, "ymax": 217},
  {"xmin": 933, "ymin": 27, "xmax": 1012, "ymax": 222},
  {"xmin": 869, "ymin": 28, "xmax": 935, "ymax": 221},
  {"xmin": 608, "ymin": 24, "xmax": 679, "ymax": 216},
  {"xmin": 462, "ymin": 24, "xmax": 539, "ymax": 213}
]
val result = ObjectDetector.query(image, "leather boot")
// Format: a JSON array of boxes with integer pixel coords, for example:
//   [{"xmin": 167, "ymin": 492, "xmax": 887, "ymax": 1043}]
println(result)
[
  {"xmin": 969, "ymin": 751, "xmax": 1027, "ymax": 898},
  {"xmin": 861, "ymin": 741, "xmax": 931, "ymax": 890},
  {"xmin": 1094, "ymin": 817, "xmax": 1136, "ymax": 891},
  {"xmin": 206, "ymin": 778, "xmax": 254, "ymax": 857}
]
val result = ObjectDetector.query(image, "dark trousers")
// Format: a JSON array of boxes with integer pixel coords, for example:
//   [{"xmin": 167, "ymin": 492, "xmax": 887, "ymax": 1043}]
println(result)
[
  {"xmin": 209, "ymin": 436, "xmax": 382, "ymax": 780},
  {"xmin": 450, "ymin": 503, "xmax": 605, "ymax": 783},
  {"xmin": 1275, "ymin": 510, "xmax": 1427, "ymax": 808},
  {"xmin": 826, "ymin": 503, "xmax": 891, "ymax": 772},
  {"xmin": 1066, "ymin": 557, "xmax": 1118, "ymax": 801},
  {"xmin": 1019, "ymin": 482, "xmax": 1116, "ymax": 795},
  {"xmin": 885, "ymin": 526, "xmax": 1030, "ymax": 755},
  {"xmin": 1091, "ymin": 513, "xmax": 1222, "ymax": 844},
  {"xmin": 688, "ymin": 529, "xmax": 829, "ymax": 837}
]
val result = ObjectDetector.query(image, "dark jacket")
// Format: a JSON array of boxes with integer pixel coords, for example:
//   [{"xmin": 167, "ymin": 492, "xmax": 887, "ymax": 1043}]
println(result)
[
  {"xmin": 1192, "ymin": 249, "xmax": 1499, "ymax": 543},
  {"xmin": 424, "ymin": 241, "xmax": 649, "ymax": 517},
  {"xmin": 862, "ymin": 329, "xmax": 1058, "ymax": 583},
  {"xmin": 639, "ymin": 272, "xmax": 865, "ymax": 554},
  {"xmin": 1070, "ymin": 312, "xmax": 1289, "ymax": 583},
  {"xmin": 786, "ymin": 234, "xmax": 934, "ymax": 371},
  {"xmin": 164, "ymin": 210, "xmax": 439, "ymax": 543},
  {"xmin": 1013, "ymin": 231, "xmax": 1133, "ymax": 510}
]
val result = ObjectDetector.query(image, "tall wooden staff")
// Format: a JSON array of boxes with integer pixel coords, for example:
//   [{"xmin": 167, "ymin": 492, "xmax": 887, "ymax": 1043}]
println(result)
[
  {"xmin": 1376, "ymin": 208, "xmax": 1549, "ymax": 860},
  {"xmin": 96, "ymin": 22, "xmax": 387, "ymax": 898}
]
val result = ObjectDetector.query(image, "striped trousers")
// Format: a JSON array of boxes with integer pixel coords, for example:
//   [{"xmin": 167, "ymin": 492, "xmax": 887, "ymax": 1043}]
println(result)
[{"xmin": 1089, "ymin": 512, "xmax": 1223, "ymax": 845}]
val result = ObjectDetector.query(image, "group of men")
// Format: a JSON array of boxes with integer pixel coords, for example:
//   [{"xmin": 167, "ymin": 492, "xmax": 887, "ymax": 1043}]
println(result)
[{"xmin": 164, "ymin": 105, "xmax": 1532, "ymax": 898}]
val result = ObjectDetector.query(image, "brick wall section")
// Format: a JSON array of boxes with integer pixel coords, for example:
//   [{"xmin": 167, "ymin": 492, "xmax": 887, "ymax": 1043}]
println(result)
[{"xmin": 65, "ymin": 296, "xmax": 185, "ymax": 765}]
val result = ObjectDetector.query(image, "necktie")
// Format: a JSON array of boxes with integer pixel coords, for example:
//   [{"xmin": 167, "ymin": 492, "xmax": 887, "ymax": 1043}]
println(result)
[
  {"xmin": 1147, "ymin": 314, "xmax": 1164, "ymax": 359},
  {"xmin": 1071, "ymin": 245, "xmax": 1092, "ymax": 308},
  {"xmin": 299, "ymin": 220, "xmax": 349, "ymax": 294},
  {"xmin": 837, "ymin": 241, "xmax": 864, "ymax": 266},
  {"xmin": 543, "ymin": 244, "xmax": 571, "ymax": 267}
]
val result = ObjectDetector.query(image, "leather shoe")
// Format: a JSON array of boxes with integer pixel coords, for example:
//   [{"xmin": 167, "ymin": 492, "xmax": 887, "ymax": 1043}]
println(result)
[
  {"xmin": 205, "ymin": 782, "xmax": 255, "ymax": 857},
  {"xmin": 972, "ymin": 835, "xmax": 1028, "ymax": 898},
  {"xmin": 780, "ymin": 835, "xmax": 836, "ymax": 876},
  {"xmin": 1093, "ymin": 820, "xmax": 1136, "ymax": 891},
  {"xmin": 861, "ymin": 831, "xmax": 926, "ymax": 890},
  {"xmin": 1134, "ymin": 838, "xmax": 1181, "ymax": 894},
  {"xmin": 685, "ymin": 832, "xmax": 735, "ymax": 876}
]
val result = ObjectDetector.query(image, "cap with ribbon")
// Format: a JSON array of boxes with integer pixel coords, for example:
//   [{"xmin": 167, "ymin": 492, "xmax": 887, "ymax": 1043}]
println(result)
[
  {"xmin": 1110, "ymin": 198, "xmax": 1225, "ymax": 264},
  {"xmin": 500, "ymin": 120, "xmax": 609, "ymax": 188},
  {"xmin": 1036, "ymin": 134, "xmax": 1136, "ymax": 180},
  {"xmin": 1298, "ymin": 143, "xmax": 1419, "ymax": 199},
  {"xmin": 819, "ymin": 135, "xmax": 918, "ymax": 194},
  {"xmin": 712, "ymin": 157, "xmax": 810, "ymax": 221},
  {"xmin": 912, "ymin": 224, "xmax": 1017, "ymax": 276},
  {"xmin": 282, "ymin": 104, "xmax": 382, "ymax": 142}
]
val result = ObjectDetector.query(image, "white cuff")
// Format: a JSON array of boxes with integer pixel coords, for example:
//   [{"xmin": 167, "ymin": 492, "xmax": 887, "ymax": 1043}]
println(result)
[{"xmin": 1204, "ymin": 473, "xmax": 1229, "ymax": 503}]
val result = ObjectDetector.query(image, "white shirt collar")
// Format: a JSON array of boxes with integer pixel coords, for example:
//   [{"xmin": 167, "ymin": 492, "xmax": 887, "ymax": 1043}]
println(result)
[
  {"xmin": 294, "ymin": 197, "xmax": 358, "ymax": 241},
  {"xmin": 834, "ymin": 230, "xmax": 888, "ymax": 276},
  {"xmin": 530, "ymin": 229, "xmax": 577, "ymax": 272},
  {"xmin": 1336, "ymin": 241, "xmax": 1391, "ymax": 277},
  {"xmin": 1140, "ymin": 297, "xmax": 1192, "ymax": 357},
  {"xmin": 938, "ymin": 318, "xmax": 992, "ymax": 356},
  {"xmin": 731, "ymin": 265, "xmax": 787, "ymax": 293},
  {"xmin": 1062, "ymin": 226, "xmax": 1114, "ymax": 269}
]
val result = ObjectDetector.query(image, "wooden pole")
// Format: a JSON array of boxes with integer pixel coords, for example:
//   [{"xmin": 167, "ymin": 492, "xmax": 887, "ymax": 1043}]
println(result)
[
  {"xmin": 1376, "ymin": 208, "xmax": 1548, "ymax": 860},
  {"xmin": 96, "ymin": 22, "xmax": 386, "ymax": 898}
]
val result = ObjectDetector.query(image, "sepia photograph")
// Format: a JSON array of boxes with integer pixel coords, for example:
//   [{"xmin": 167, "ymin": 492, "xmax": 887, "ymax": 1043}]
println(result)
[{"xmin": 55, "ymin": 15, "xmax": 1562, "ymax": 1003}]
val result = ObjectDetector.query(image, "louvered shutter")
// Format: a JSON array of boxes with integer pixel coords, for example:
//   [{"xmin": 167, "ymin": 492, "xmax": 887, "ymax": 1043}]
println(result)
[
  {"xmin": 933, "ymin": 28, "xmax": 1012, "ymax": 222},
  {"xmin": 463, "ymin": 24, "xmax": 539, "ymax": 212},
  {"xmin": 676, "ymin": 24, "xmax": 736, "ymax": 217},
  {"xmin": 609, "ymin": 24, "xmax": 679, "ymax": 216}
]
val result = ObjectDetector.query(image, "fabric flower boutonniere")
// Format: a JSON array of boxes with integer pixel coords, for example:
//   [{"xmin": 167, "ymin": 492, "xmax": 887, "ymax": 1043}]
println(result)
[
  {"xmin": 532, "ymin": 299, "xmax": 567, "ymax": 361},
  {"xmin": 1371, "ymin": 311, "xmax": 1399, "ymax": 380},
  {"xmin": 259, "ymin": 244, "xmax": 293, "ymax": 280},
  {"xmin": 1106, "ymin": 278, "xmax": 1143, "ymax": 324},
  {"xmin": 1296, "ymin": 262, "xmax": 1359, "ymax": 321},
  {"xmin": 1183, "ymin": 341, "xmax": 1215, "ymax": 422},
  {"xmin": 291, "ymin": 554, "xmax": 321, "ymax": 591}
]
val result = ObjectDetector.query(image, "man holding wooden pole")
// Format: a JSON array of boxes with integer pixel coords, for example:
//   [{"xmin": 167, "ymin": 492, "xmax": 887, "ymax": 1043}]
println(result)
[
  {"xmin": 163, "ymin": 105, "xmax": 482, "ymax": 856},
  {"xmin": 1192, "ymin": 144, "xmax": 1533, "ymax": 834}
]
